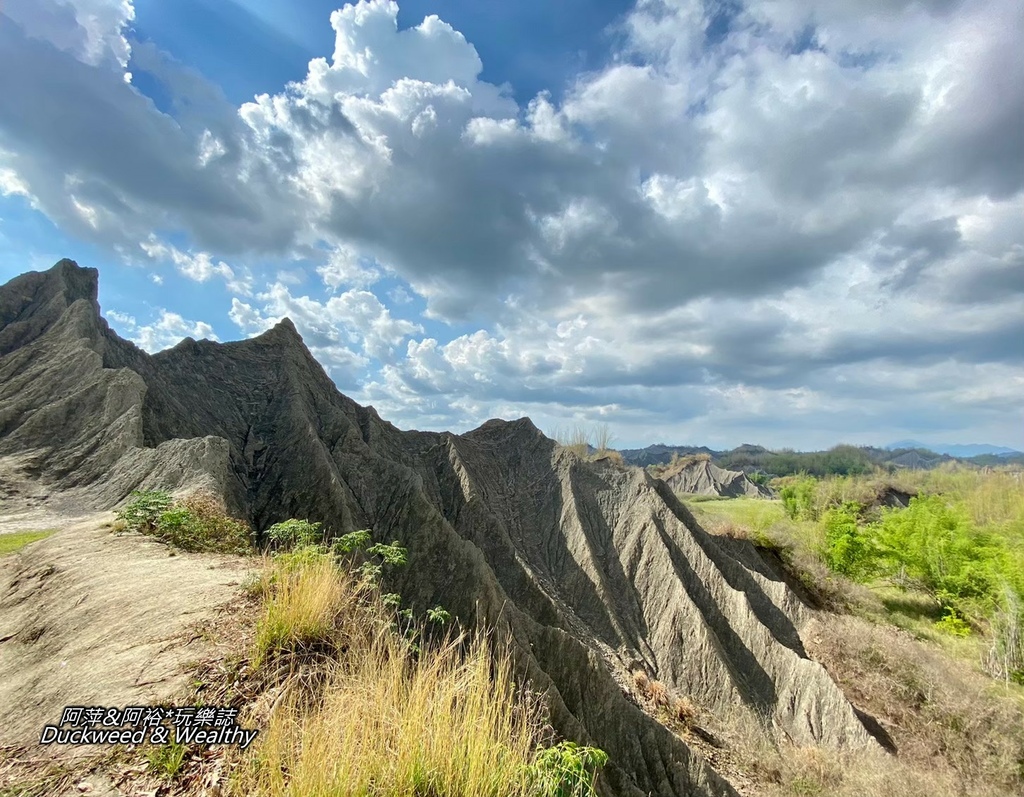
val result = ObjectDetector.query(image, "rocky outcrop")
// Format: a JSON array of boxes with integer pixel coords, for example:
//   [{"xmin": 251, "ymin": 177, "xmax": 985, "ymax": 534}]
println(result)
[
  {"xmin": 0, "ymin": 261, "xmax": 880, "ymax": 796},
  {"xmin": 658, "ymin": 457, "xmax": 773, "ymax": 498}
]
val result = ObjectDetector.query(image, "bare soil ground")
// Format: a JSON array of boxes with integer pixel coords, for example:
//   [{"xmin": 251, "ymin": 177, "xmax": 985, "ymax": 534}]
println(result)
[{"xmin": 0, "ymin": 501, "xmax": 253, "ymax": 795}]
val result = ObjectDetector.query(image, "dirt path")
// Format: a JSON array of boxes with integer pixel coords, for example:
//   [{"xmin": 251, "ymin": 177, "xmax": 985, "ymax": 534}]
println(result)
[{"xmin": 0, "ymin": 511, "xmax": 254, "ymax": 753}]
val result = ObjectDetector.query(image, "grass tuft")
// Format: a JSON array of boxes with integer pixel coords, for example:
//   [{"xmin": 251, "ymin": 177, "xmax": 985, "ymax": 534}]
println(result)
[
  {"xmin": 245, "ymin": 633, "xmax": 543, "ymax": 797},
  {"xmin": 251, "ymin": 551, "xmax": 355, "ymax": 668}
]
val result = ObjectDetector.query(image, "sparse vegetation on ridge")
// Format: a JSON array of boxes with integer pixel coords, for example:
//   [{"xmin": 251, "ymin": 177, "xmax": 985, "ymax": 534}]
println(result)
[
  {"xmin": 114, "ymin": 489, "xmax": 253, "ymax": 554},
  {"xmin": 549, "ymin": 423, "xmax": 623, "ymax": 463},
  {"xmin": 234, "ymin": 521, "xmax": 609, "ymax": 797}
]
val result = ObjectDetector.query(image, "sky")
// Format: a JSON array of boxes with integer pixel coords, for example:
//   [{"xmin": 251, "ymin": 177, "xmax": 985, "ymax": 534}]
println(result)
[{"xmin": 0, "ymin": 0, "xmax": 1021, "ymax": 451}]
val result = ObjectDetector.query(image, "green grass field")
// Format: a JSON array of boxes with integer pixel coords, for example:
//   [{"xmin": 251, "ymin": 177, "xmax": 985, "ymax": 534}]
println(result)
[{"xmin": 0, "ymin": 529, "xmax": 56, "ymax": 555}]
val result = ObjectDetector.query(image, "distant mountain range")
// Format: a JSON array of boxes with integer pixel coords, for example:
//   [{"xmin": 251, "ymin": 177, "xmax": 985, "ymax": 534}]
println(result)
[
  {"xmin": 886, "ymin": 440, "xmax": 1024, "ymax": 458},
  {"xmin": 619, "ymin": 441, "xmax": 1024, "ymax": 475}
]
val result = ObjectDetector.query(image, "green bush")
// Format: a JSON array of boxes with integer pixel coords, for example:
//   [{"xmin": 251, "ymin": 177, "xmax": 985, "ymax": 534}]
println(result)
[
  {"xmin": 266, "ymin": 518, "xmax": 323, "ymax": 550},
  {"xmin": 528, "ymin": 741, "xmax": 608, "ymax": 797},
  {"xmin": 156, "ymin": 506, "xmax": 252, "ymax": 554},
  {"xmin": 821, "ymin": 502, "xmax": 873, "ymax": 578},
  {"xmin": 780, "ymin": 477, "xmax": 817, "ymax": 521},
  {"xmin": 934, "ymin": 608, "xmax": 972, "ymax": 637},
  {"xmin": 367, "ymin": 540, "xmax": 408, "ymax": 567},
  {"xmin": 333, "ymin": 529, "xmax": 372, "ymax": 554},
  {"xmin": 873, "ymin": 495, "xmax": 997, "ymax": 607},
  {"xmin": 114, "ymin": 490, "xmax": 252, "ymax": 554},
  {"xmin": 116, "ymin": 490, "xmax": 173, "ymax": 533}
]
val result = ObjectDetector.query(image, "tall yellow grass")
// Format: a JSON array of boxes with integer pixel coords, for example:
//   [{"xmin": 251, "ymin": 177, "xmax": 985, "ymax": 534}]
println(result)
[
  {"xmin": 242, "ymin": 552, "xmax": 545, "ymax": 797},
  {"xmin": 252, "ymin": 553, "xmax": 358, "ymax": 667},
  {"xmin": 249, "ymin": 634, "xmax": 540, "ymax": 797}
]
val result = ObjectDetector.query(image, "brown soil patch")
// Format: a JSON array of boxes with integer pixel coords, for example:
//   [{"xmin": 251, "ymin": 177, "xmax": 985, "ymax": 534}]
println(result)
[{"xmin": 0, "ymin": 509, "xmax": 254, "ymax": 793}]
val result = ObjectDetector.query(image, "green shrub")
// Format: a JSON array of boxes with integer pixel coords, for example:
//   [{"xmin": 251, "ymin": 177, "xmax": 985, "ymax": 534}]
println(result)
[
  {"xmin": 114, "ymin": 490, "xmax": 252, "ymax": 554},
  {"xmin": 822, "ymin": 502, "xmax": 873, "ymax": 578},
  {"xmin": 780, "ymin": 477, "xmax": 818, "ymax": 521},
  {"xmin": 266, "ymin": 518, "xmax": 323, "ymax": 550},
  {"xmin": 333, "ymin": 529, "xmax": 372, "ymax": 554},
  {"xmin": 116, "ymin": 490, "xmax": 173, "ymax": 533},
  {"xmin": 935, "ymin": 608, "xmax": 972, "ymax": 637},
  {"xmin": 873, "ymin": 495, "xmax": 997, "ymax": 606},
  {"xmin": 367, "ymin": 540, "xmax": 408, "ymax": 567},
  {"xmin": 161, "ymin": 493, "xmax": 252, "ymax": 553},
  {"xmin": 528, "ymin": 741, "xmax": 608, "ymax": 797}
]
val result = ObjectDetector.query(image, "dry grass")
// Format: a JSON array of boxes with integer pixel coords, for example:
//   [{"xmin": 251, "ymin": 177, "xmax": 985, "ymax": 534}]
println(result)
[
  {"xmin": 251, "ymin": 552, "xmax": 357, "ymax": 668},
  {"xmin": 887, "ymin": 466, "xmax": 1024, "ymax": 527},
  {"xmin": 630, "ymin": 669, "xmax": 701, "ymax": 733},
  {"xmin": 647, "ymin": 679, "xmax": 670, "ymax": 708},
  {"xmin": 751, "ymin": 744, "xmax": 955, "ymax": 797},
  {"xmin": 241, "ymin": 633, "xmax": 542, "ymax": 797},
  {"xmin": 232, "ymin": 552, "xmax": 550, "ymax": 797},
  {"xmin": 795, "ymin": 614, "xmax": 1024, "ymax": 797},
  {"xmin": 672, "ymin": 696, "xmax": 698, "ymax": 726},
  {"xmin": 550, "ymin": 423, "xmax": 622, "ymax": 463}
]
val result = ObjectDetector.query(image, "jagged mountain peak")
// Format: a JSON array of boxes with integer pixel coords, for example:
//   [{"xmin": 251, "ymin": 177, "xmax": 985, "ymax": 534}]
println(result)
[{"xmin": 0, "ymin": 261, "xmax": 882, "ymax": 797}]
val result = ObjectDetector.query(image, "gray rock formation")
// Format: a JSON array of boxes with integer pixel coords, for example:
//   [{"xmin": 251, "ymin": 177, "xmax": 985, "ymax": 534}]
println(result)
[
  {"xmin": 658, "ymin": 457, "xmax": 773, "ymax": 498},
  {"xmin": 0, "ymin": 260, "xmax": 880, "ymax": 796}
]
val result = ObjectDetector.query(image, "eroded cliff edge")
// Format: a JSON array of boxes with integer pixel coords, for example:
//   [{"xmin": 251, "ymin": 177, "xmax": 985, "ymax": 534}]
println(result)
[{"xmin": 0, "ymin": 260, "xmax": 879, "ymax": 796}]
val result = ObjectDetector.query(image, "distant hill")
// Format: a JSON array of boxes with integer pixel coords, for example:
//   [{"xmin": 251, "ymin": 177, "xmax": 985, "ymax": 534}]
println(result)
[
  {"xmin": 654, "ymin": 456, "xmax": 773, "ymax": 499},
  {"xmin": 617, "ymin": 443, "xmax": 715, "ymax": 468},
  {"xmin": 886, "ymin": 440, "xmax": 1023, "ymax": 458},
  {"xmin": 620, "ymin": 440, "xmax": 1024, "ymax": 476}
]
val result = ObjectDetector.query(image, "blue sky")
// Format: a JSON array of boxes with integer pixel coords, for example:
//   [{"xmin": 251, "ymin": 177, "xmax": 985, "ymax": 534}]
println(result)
[{"xmin": 1, "ymin": 0, "xmax": 1022, "ymax": 451}]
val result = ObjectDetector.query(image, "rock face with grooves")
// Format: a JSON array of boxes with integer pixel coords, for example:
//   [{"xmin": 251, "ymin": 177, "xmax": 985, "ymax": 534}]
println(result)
[
  {"xmin": 0, "ymin": 261, "xmax": 879, "ymax": 797},
  {"xmin": 658, "ymin": 457, "xmax": 773, "ymax": 498}
]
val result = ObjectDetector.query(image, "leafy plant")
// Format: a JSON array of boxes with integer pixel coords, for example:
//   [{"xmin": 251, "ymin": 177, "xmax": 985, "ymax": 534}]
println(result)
[
  {"xmin": 528, "ymin": 741, "xmax": 609, "ymax": 797},
  {"xmin": 367, "ymin": 540, "xmax": 408, "ymax": 567},
  {"xmin": 116, "ymin": 490, "xmax": 173, "ymax": 534},
  {"xmin": 934, "ymin": 608, "xmax": 972, "ymax": 637},
  {"xmin": 333, "ymin": 529, "xmax": 372, "ymax": 554},
  {"xmin": 873, "ymin": 495, "xmax": 997, "ymax": 609},
  {"xmin": 158, "ymin": 495, "xmax": 252, "ymax": 553},
  {"xmin": 115, "ymin": 490, "xmax": 251, "ymax": 553},
  {"xmin": 426, "ymin": 605, "xmax": 452, "ymax": 625},
  {"xmin": 266, "ymin": 518, "xmax": 323, "ymax": 550},
  {"xmin": 821, "ymin": 502, "xmax": 873, "ymax": 578}
]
